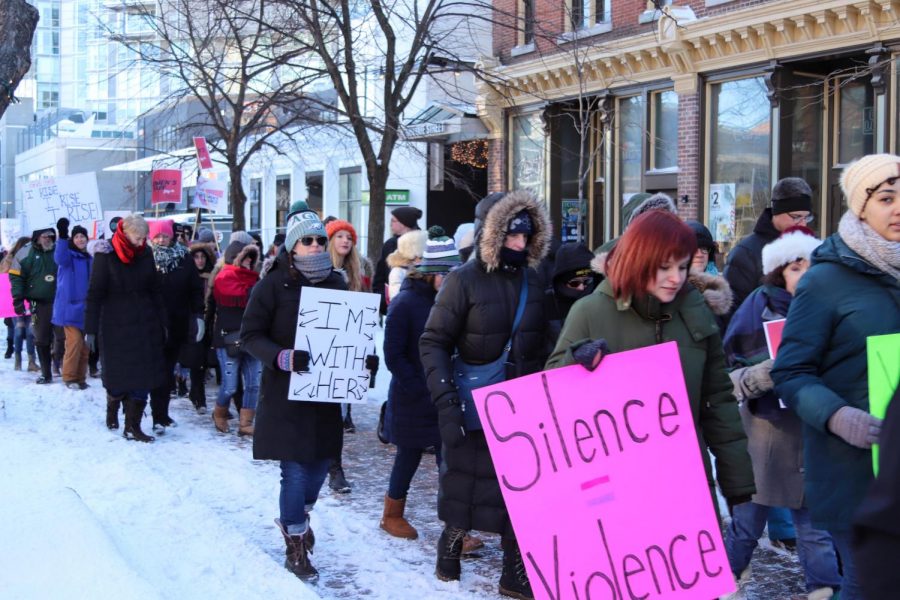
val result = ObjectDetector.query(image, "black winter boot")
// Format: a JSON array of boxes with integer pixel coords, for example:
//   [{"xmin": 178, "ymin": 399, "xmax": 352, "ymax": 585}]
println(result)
[
  {"xmin": 343, "ymin": 405, "xmax": 356, "ymax": 433},
  {"xmin": 5, "ymin": 338, "xmax": 13, "ymax": 359},
  {"xmin": 123, "ymin": 398, "xmax": 155, "ymax": 443},
  {"xmin": 435, "ymin": 526, "xmax": 466, "ymax": 581},
  {"xmin": 275, "ymin": 519, "xmax": 318, "ymax": 581},
  {"xmin": 499, "ymin": 538, "xmax": 534, "ymax": 599},
  {"xmin": 328, "ymin": 462, "xmax": 352, "ymax": 494},
  {"xmin": 106, "ymin": 394, "xmax": 123, "ymax": 430},
  {"xmin": 35, "ymin": 345, "xmax": 53, "ymax": 384}
]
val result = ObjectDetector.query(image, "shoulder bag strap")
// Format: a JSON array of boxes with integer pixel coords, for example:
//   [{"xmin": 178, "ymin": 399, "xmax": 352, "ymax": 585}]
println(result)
[{"xmin": 504, "ymin": 270, "xmax": 529, "ymax": 353}]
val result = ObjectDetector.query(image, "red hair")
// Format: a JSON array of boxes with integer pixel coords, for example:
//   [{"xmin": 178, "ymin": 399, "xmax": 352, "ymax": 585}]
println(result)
[{"xmin": 607, "ymin": 210, "xmax": 697, "ymax": 300}]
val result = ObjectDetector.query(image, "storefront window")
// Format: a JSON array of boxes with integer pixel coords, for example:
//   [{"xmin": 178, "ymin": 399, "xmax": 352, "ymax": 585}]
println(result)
[
  {"xmin": 784, "ymin": 80, "xmax": 823, "ymax": 203},
  {"xmin": 709, "ymin": 77, "xmax": 771, "ymax": 253},
  {"xmin": 511, "ymin": 112, "xmax": 545, "ymax": 198},
  {"xmin": 652, "ymin": 90, "xmax": 678, "ymax": 170},
  {"xmin": 618, "ymin": 95, "xmax": 645, "ymax": 228},
  {"xmin": 838, "ymin": 80, "xmax": 875, "ymax": 164},
  {"xmin": 249, "ymin": 178, "xmax": 261, "ymax": 230},
  {"xmin": 339, "ymin": 169, "xmax": 362, "ymax": 227},
  {"xmin": 275, "ymin": 175, "xmax": 290, "ymax": 227}
]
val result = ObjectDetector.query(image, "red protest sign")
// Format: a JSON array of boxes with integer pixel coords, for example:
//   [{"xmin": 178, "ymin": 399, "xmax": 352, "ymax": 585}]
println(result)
[
  {"xmin": 193, "ymin": 137, "xmax": 214, "ymax": 170},
  {"xmin": 764, "ymin": 318, "xmax": 786, "ymax": 359},
  {"xmin": 151, "ymin": 170, "xmax": 183, "ymax": 205}
]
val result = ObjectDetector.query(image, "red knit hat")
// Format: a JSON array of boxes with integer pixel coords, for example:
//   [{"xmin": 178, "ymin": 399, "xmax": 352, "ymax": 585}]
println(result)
[{"xmin": 326, "ymin": 219, "xmax": 357, "ymax": 245}]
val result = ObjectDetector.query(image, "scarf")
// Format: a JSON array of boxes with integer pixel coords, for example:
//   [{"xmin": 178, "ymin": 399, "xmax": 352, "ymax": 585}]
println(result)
[
  {"xmin": 111, "ymin": 221, "xmax": 146, "ymax": 264},
  {"xmin": 152, "ymin": 242, "xmax": 188, "ymax": 275},
  {"xmin": 213, "ymin": 264, "xmax": 259, "ymax": 308},
  {"xmin": 293, "ymin": 252, "xmax": 333, "ymax": 284},
  {"xmin": 838, "ymin": 211, "xmax": 900, "ymax": 281},
  {"xmin": 500, "ymin": 247, "xmax": 528, "ymax": 268}
]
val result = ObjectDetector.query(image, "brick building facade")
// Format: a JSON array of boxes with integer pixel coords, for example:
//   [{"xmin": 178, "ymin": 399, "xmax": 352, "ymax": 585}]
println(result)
[{"xmin": 476, "ymin": 0, "xmax": 900, "ymax": 253}]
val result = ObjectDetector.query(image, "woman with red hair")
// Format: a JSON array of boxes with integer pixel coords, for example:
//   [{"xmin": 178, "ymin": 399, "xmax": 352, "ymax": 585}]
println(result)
[{"xmin": 546, "ymin": 210, "xmax": 755, "ymax": 515}]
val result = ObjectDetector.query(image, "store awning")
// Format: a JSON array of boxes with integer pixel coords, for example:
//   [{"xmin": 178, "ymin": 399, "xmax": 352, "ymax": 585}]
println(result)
[
  {"xmin": 102, "ymin": 145, "xmax": 224, "ymax": 173},
  {"xmin": 402, "ymin": 102, "xmax": 488, "ymax": 143}
]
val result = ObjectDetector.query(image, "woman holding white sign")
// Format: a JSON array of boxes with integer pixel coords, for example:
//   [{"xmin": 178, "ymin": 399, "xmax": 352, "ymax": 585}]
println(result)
[
  {"xmin": 546, "ymin": 210, "xmax": 755, "ymax": 519},
  {"xmin": 241, "ymin": 201, "xmax": 351, "ymax": 582}
]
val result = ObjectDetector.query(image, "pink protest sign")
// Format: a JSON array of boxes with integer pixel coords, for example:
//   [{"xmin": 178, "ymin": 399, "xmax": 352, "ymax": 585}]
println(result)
[
  {"xmin": 0, "ymin": 273, "xmax": 17, "ymax": 318},
  {"xmin": 473, "ymin": 342, "xmax": 734, "ymax": 600},
  {"xmin": 763, "ymin": 318, "xmax": 786, "ymax": 359}
]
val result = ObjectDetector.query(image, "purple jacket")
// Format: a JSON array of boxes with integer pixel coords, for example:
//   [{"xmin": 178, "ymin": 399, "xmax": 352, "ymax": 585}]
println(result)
[{"xmin": 52, "ymin": 239, "xmax": 92, "ymax": 329}]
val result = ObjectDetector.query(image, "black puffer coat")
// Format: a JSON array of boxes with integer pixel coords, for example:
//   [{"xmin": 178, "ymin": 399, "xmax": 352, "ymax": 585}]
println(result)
[
  {"xmin": 419, "ymin": 190, "xmax": 551, "ymax": 536},
  {"xmin": 84, "ymin": 241, "xmax": 167, "ymax": 392},
  {"xmin": 723, "ymin": 208, "xmax": 780, "ymax": 312},
  {"xmin": 242, "ymin": 248, "xmax": 348, "ymax": 463}
]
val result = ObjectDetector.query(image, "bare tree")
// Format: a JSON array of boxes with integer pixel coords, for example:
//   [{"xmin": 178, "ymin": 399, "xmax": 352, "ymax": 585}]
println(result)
[
  {"xmin": 0, "ymin": 0, "xmax": 39, "ymax": 119},
  {"xmin": 109, "ymin": 0, "xmax": 325, "ymax": 230}
]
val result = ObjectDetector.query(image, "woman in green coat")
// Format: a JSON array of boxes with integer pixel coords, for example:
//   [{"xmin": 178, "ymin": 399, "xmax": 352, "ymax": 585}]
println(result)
[{"xmin": 546, "ymin": 210, "xmax": 755, "ymax": 515}]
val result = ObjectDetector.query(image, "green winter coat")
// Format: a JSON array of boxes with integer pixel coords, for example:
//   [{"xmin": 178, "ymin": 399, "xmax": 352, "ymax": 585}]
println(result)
[
  {"xmin": 9, "ymin": 243, "xmax": 58, "ymax": 303},
  {"xmin": 772, "ymin": 234, "xmax": 900, "ymax": 533},
  {"xmin": 546, "ymin": 279, "xmax": 755, "ymax": 504}
]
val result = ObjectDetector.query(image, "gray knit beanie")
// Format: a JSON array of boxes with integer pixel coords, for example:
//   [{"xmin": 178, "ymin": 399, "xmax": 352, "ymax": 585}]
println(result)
[{"xmin": 284, "ymin": 201, "xmax": 327, "ymax": 252}]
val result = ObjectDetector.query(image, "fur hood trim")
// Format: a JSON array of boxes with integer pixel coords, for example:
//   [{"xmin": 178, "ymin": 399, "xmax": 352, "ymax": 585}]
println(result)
[
  {"xmin": 259, "ymin": 253, "xmax": 279, "ymax": 279},
  {"xmin": 688, "ymin": 272, "xmax": 733, "ymax": 316},
  {"xmin": 387, "ymin": 230, "xmax": 428, "ymax": 269},
  {"xmin": 590, "ymin": 253, "xmax": 608, "ymax": 276},
  {"xmin": 232, "ymin": 244, "xmax": 260, "ymax": 270},
  {"xmin": 189, "ymin": 242, "xmax": 217, "ymax": 270},
  {"xmin": 87, "ymin": 239, "xmax": 113, "ymax": 256},
  {"xmin": 477, "ymin": 190, "xmax": 551, "ymax": 272}
]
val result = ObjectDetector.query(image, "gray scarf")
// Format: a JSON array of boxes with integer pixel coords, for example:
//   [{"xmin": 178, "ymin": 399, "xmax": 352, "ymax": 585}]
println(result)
[
  {"xmin": 838, "ymin": 211, "xmax": 900, "ymax": 281},
  {"xmin": 293, "ymin": 252, "xmax": 333, "ymax": 284}
]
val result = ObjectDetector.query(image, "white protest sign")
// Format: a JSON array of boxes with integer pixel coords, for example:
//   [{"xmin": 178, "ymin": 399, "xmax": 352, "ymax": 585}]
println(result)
[
  {"xmin": 289, "ymin": 287, "xmax": 380, "ymax": 404},
  {"xmin": 708, "ymin": 183, "xmax": 736, "ymax": 243},
  {"xmin": 0, "ymin": 218, "xmax": 23, "ymax": 249},
  {"xmin": 22, "ymin": 173, "xmax": 103, "ymax": 232},
  {"xmin": 191, "ymin": 175, "xmax": 228, "ymax": 213}
]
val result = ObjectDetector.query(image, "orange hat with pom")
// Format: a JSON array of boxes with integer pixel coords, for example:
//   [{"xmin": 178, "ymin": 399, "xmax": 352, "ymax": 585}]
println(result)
[{"xmin": 325, "ymin": 219, "xmax": 357, "ymax": 245}]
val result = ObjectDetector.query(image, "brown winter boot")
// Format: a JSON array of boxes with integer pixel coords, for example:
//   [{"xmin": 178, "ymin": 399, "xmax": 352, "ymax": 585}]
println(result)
[
  {"xmin": 27, "ymin": 356, "xmax": 40, "ymax": 372},
  {"xmin": 123, "ymin": 398, "xmax": 154, "ymax": 443},
  {"xmin": 275, "ymin": 518, "xmax": 318, "ymax": 582},
  {"xmin": 462, "ymin": 533, "xmax": 485, "ymax": 555},
  {"xmin": 106, "ymin": 394, "xmax": 123, "ymax": 430},
  {"xmin": 380, "ymin": 494, "xmax": 418, "ymax": 539},
  {"xmin": 238, "ymin": 408, "xmax": 255, "ymax": 437},
  {"xmin": 213, "ymin": 405, "xmax": 230, "ymax": 433}
]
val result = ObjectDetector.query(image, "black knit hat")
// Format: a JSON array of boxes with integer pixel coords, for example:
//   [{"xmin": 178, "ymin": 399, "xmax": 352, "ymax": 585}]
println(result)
[
  {"xmin": 71, "ymin": 225, "xmax": 89, "ymax": 239},
  {"xmin": 771, "ymin": 177, "xmax": 812, "ymax": 215},
  {"xmin": 552, "ymin": 242, "xmax": 594, "ymax": 282},
  {"xmin": 686, "ymin": 220, "xmax": 716, "ymax": 259},
  {"xmin": 391, "ymin": 206, "xmax": 422, "ymax": 230}
]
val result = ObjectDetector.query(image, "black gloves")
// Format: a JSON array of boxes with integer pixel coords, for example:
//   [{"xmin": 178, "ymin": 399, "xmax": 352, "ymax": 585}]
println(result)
[
  {"xmin": 13, "ymin": 297, "xmax": 25, "ymax": 317},
  {"xmin": 57, "ymin": 218, "xmax": 70, "ymax": 240},
  {"xmin": 277, "ymin": 349, "xmax": 310, "ymax": 373},
  {"xmin": 436, "ymin": 397, "xmax": 466, "ymax": 448},
  {"xmin": 365, "ymin": 354, "xmax": 379, "ymax": 388},
  {"xmin": 572, "ymin": 338, "xmax": 609, "ymax": 371}
]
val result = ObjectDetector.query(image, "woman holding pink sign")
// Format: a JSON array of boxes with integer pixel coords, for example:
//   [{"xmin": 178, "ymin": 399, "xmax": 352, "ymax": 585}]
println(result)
[
  {"xmin": 772, "ymin": 154, "xmax": 900, "ymax": 600},
  {"xmin": 722, "ymin": 226, "xmax": 841, "ymax": 599}
]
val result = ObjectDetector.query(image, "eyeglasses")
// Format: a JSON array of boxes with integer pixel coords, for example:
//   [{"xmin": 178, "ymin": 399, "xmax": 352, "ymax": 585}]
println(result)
[
  {"xmin": 300, "ymin": 236, "xmax": 327, "ymax": 247},
  {"xmin": 565, "ymin": 277, "xmax": 594, "ymax": 290},
  {"xmin": 696, "ymin": 247, "xmax": 710, "ymax": 255},
  {"xmin": 787, "ymin": 213, "xmax": 814, "ymax": 225}
]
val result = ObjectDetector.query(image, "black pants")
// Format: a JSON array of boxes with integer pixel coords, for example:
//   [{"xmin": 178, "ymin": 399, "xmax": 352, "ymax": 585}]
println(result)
[
  {"xmin": 150, "ymin": 343, "xmax": 179, "ymax": 424},
  {"xmin": 32, "ymin": 301, "xmax": 64, "ymax": 372},
  {"xmin": 189, "ymin": 366, "xmax": 206, "ymax": 408}
]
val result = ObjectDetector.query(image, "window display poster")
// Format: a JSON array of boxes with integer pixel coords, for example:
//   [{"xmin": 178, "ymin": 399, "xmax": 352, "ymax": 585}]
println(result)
[
  {"xmin": 709, "ymin": 183, "xmax": 736, "ymax": 242},
  {"xmin": 561, "ymin": 199, "xmax": 581, "ymax": 242}
]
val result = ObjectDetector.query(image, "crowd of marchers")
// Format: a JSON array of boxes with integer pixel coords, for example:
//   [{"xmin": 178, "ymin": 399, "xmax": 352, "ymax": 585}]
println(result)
[{"xmin": 2, "ymin": 153, "xmax": 898, "ymax": 600}]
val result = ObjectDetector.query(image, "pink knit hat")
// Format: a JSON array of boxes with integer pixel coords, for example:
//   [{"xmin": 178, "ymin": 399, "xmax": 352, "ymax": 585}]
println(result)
[{"xmin": 148, "ymin": 219, "xmax": 174, "ymax": 240}]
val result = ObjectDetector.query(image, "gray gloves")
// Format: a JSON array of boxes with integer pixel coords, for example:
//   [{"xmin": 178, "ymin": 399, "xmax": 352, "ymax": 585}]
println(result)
[
  {"xmin": 572, "ymin": 338, "xmax": 609, "ymax": 371},
  {"xmin": 730, "ymin": 358, "xmax": 774, "ymax": 402},
  {"xmin": 827, "ymin": 406, "xmax": 882, "ymax": 449}
]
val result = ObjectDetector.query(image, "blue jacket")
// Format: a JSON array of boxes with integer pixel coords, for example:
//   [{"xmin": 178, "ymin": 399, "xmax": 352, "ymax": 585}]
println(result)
[
  {"xmin": 384, "ymin": 276, "xmax": 440, "ymax": 449},
  {"xmin": 52, "ymin": 239, "xmax": 92, "ymax": 329},
  {"xmin": 773, "ymin": 234, "xmax": 900, "ymax": 532}
]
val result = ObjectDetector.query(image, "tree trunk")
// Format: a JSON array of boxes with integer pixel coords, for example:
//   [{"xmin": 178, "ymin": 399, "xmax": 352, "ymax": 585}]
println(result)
[
  {"xmin": 366, "ymin": 168, "xmax": 389, "ymax": 261},
  {"xmin": 0, "ymin": 0, "xmax": 39, "ymax": 119},
  {"xmin": 229, "ymin": 165, "xmax": 246, "ymax": 232}
]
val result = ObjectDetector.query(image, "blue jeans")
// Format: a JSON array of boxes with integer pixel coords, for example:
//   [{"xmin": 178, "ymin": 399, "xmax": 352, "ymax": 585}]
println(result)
[
  {"xmin": 215, "ymin": 349, "xmax": 261, "ymax": 411},
  {"xmin": 725, "ymin": 502, "xmax": 841, "ymax": 592},
  {"xmin": 279, "ymin": 459, "xmax": 332, "ymax": 535},
  {"xmin": 830, "ymin": 529, "xmax": 862, "ymax": 599},
  {"xmin": 388, "ymin": 445, "xmax": 442, "ymax": 500},
  {"xmin": 767, "ymin": 506, "xmax": 796, "ymax": 541},
  {"xmin": 13, "ymin": 316, "xmax": 35, "ymax": 358}
]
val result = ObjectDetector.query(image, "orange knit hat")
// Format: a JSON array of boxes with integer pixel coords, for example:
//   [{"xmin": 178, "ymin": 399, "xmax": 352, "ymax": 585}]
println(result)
[{"xmin": 325, "ymin": 219, "xmax": 357, "ymax": 245}]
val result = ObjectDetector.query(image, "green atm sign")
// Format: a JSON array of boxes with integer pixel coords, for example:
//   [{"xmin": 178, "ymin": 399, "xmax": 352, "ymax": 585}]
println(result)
[{"xmin": 361, "ymin": 189, "xmax": 410, "ymax": 206}]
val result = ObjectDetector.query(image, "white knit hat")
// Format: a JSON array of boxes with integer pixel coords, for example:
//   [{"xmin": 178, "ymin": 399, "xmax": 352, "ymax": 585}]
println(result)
[
  {"xmin": 840, "ymin": 153, "xmax": 900, "ymax": 217},
  {"xmin": 762, "ymin": 227, "xmax": 822, "ymax": 275}
]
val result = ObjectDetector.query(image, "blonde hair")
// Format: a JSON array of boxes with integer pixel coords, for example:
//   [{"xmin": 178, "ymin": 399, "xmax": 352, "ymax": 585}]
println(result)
[
  {"xmin": 329, "ymin": 239, "xmax": 363, "ymax": 292},
  {"xmin": 122, "ymin": 214, "xmax": 149, "ymax": 236}
]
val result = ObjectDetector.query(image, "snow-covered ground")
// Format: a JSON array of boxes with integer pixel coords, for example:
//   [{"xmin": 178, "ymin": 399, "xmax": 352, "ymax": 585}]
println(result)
[{"xmin": 0, "ymin": 337, "xmax": 808, "ymax": 599}]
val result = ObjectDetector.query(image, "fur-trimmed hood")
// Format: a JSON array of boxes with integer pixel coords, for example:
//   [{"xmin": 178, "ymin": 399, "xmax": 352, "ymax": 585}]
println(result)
[
  {"xmin": 688, "ymin": 271, "xmax": 733, "ymax": 316},
  {"xmin": 475, "ymin": 190, "xmax": 551, "ymax": 272},
  {"xmin": 231, "ymin": 243, "xmax": 260, "ymax": 270},
  {"xmin": 387, "ymin": 230, "xmax": 428, "ymax": 269},
  {"xmin": 189, "ymin": 242, "xmax": 217, "ymax": 273}
]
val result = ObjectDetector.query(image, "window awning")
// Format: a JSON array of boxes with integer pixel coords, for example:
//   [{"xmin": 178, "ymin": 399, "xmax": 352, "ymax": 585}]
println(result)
[{"xmin": 402, "ymin": 102, "xmax": 488, "ymax": 143}]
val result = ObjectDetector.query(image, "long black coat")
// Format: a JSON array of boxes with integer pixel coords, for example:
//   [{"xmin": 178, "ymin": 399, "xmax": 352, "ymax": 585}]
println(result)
[
  {"xmin": 242, "ymin": 250, "xmax": 348, "ymax": 463},
  {"xmin": 84, "ymin": 243, "xmax": 167, "ymax": 392},
  {"xmin": 157, "ymin": 250, "xmax": 204, "ymax": 351},
  {"xmin": 419, "ymin": 190, "xmax": 551, "ymax": 536},
  {"xmin": 723, "ymin": 208, "xmax": 780, "ymax": 312},
  {"xmin": 384, "ymin": 276, "xmax": 440, "ymax": 449}
]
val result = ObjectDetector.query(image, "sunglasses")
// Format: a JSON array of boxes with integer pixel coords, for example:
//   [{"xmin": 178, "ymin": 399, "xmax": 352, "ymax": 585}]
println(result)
[
  {"xmin": 566, "ymin": 276, "xmax": 594, "ymax": 289},
  {"xmin": 300, "ymin": 236, "xmax": 327, "ymax": 247}
]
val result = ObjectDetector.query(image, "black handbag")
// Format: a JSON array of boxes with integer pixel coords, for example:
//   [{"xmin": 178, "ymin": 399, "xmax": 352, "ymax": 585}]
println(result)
[{"xmin": 222, "ymin": 330, "xmax": 242, "ymax": 358}]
